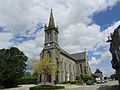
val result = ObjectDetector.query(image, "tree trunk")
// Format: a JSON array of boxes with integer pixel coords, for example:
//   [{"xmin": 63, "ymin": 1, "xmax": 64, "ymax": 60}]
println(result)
[
  {"xmin": 37, "ymin": 73, "xmax": 40, "ymax": 84},
  {"xmin": 44, "ymin": 74, "xmax": 46, "ymax": 85},
  {"xmin": 43, "ymin": 70, "xmax": 46, "ymax": 85}
]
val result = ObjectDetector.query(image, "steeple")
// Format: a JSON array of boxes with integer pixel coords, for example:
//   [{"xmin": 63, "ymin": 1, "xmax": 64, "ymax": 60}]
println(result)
[
  {"xmin": 48, "ymin": 9, "xmax": 55, "ymax": 27},
  {"xmin": 44, "ymin": 9, "xmax": 59, "ymax": 47}
]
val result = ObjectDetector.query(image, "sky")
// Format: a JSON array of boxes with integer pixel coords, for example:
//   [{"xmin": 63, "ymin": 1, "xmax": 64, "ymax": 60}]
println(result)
[{"xmin": 0, "ymin": 0, "xmax": 120, "ymax": 76}]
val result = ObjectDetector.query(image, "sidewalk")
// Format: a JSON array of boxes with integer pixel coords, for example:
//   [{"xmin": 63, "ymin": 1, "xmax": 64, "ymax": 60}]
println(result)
[
  {"xmin": 3, "ymin": 84, "xmax": 37, "ymax": 90},
  {"xmin": 3, "ymin": 84, "xmax": 84, "ymax": 90},
  {"xmin": 57, "ymin": 84, "xmax": 84, "ymax": 89}
]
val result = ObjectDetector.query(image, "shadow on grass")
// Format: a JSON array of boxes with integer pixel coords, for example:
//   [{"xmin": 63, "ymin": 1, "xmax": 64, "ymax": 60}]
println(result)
[{"xmin": 98, "ymin": 85, "xmax": 120, "ymax": 90}]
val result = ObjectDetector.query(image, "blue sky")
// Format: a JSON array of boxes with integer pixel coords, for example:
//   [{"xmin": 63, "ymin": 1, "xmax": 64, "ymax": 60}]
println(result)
[
  {"xmin": 90, "ymin": 2, "xmax": 120, "ymax": 76},
  {"xmin": 93, "ymin": 1, "xmax": 120, "ymax": 31},
  {"xmin": 0, "ymin": 0, "xmax": 120, "ymax": 76}
]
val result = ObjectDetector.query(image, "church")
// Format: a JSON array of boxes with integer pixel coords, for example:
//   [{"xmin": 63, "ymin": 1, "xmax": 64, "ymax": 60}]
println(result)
[{"xmin": 40, "ymin": 10, "xmax": 91, "ymax": 84}]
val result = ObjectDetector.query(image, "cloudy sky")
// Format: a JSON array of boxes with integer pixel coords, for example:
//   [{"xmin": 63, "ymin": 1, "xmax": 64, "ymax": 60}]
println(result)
[{"xmin": 0, "ymin": 0, "xmax": 120, "ymax": 76}]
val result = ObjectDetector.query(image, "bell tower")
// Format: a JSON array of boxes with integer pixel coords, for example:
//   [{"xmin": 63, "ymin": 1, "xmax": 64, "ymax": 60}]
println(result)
[
  {"xmin": 44, "ymin": 9, "xmax": 59, "ymax": 49},
  {"xmin": 40, "ymin": 9, "xmax": 60, "ymax": 83}
]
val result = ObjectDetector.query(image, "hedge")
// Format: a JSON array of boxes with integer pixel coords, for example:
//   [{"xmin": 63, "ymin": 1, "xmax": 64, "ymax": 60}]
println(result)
[
  {"xmin": 0, "ymin": 85, "xmax": 3, "ymax": 90},
  {"xmin": 62, "ymin": 81, "xmax": 68, "ymax": 84},
  {"xmin": 70, "ymin": 80, "xmax": 83, "ymax": 85},
  {"xmin": 18, "ymin": 77, "xmax": 37, "ymax": 84},
  {"xmin": 29, "ymin": 85, "xmax": 65, "ymax": 90}
]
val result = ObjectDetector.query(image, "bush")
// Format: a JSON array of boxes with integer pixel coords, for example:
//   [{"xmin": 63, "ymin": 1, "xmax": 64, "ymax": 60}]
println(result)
[
  {"xmin": 70, "ymin": 81, "xmax": 76, "ymax": 84},
  {"xmin": 0, "ymin": 85, "xmax": 4, "ymax": 89},
  {"xmin": 76, "ymin": 80, "xmax": 84, "ymax": 85},
  {"xmin": 62, "ymin": 81, "xmax": 68, "ymax": 84},
  {"xmin": 76, "ymin": 76, "xmax": 80, "ymax": 80},
  {"xmin": 29, "ymin": 85, "xmax": 65, "ymax": 90},
  {"xmin": 67, "ymin": 81, "xmax": 70, "ymax": 83},
  {"xmin": 18, "ymin": 77, "xmax": 37, "ymax": 84},
  {"xmin": 83, "ymin": 74, "xmax": 94, "ymax": 83},
  {"xmin": 70, "ymin": 80, "xmax": 83, "ymax": 85}
]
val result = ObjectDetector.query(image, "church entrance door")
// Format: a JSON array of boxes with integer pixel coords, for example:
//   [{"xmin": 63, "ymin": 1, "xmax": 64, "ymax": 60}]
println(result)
[{"xmin": 46, "ymin": 75, "xmax": 51, "ymax": 82}]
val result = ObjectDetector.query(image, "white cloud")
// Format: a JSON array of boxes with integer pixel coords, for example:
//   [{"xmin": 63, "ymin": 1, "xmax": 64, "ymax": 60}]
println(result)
[
  {"xmin": 101, "ymin": 67, "xmax": 115, "ymax": 76},
  {"xmin": 0, "ymin": 0, "xmax": 120, "ymax": 74},
  {"xmin": 0, "ymin": 0, "xmax": 119, "ymax": 34},
  {"xmin": 0, "ymin": 31, "xmax": 13, "ymax": 48},
  {"xmin": 89, "ymin": 57, "xmax": 101, "ymax": 66},
  {"xmin": 15, "ymin": 28, "xmax": 44, "ymax": 60}
]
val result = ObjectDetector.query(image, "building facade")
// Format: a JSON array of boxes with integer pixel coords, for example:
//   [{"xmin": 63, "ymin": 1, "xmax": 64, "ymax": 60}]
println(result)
[
  {"xmin": 94, "ymin": 69, "xmax": 103, "ymax": 81},
  {"xmin": 40, "ymin": 10, "xmax": 91, "ymax": 84},
  {"xmin": 107, "ymin": 25, "xmax": 120, "ymax": 84}
]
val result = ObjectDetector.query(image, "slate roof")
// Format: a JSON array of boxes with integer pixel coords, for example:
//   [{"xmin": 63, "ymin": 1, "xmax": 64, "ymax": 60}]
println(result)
[
  {"xmin": 60, "ymin": 48, "xmax": 86, "ymax": 61},
  {"xmin": 59, "ymin": 48, "xmax": 75, "ymax": 60},
  {"xmin": 54, "ymin": 44, "xmax": 86, "ymax": 61},
  {"xmin": 71, "ymin": 52, "xmax": 86, "ymax": 60},
  {"xmin": 94, "ymin": 69, "xmax": 102, "ymax": 74}
]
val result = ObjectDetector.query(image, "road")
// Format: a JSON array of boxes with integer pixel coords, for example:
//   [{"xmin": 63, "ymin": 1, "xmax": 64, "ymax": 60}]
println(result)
[
  {"xmin": 3, "ymin": 80, "xmax": 119, "ymax": 90},
  {"xmin": 69, "ymin": 80, "xmax": 119, "ymax": 90},
  {"xmin": 97, "ymin": 80, "xmax": 120, "ymax": 90}
]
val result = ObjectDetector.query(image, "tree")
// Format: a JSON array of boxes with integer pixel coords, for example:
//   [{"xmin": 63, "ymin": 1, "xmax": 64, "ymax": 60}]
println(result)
[
  {"xmin": 33, "ymin": 55, "xmax": 57, "ymax": 85},
  {"xmin": 110, "ymin": 73, "xmax": 117, "ymax": 80},
  {"xmin": 23, "ymin": 72, "xmax": 32, "ymax": 77},
  {"xmin": 0, "ymin": 47, "xmax": 28, "ymax": 87},
  {"xmin": 83, "ymin": 74, "xmax": 94, "ymax": 83}
]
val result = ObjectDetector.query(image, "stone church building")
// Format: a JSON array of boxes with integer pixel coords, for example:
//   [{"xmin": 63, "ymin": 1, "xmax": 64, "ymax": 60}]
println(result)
[{"xmin": 40, "ymin": 10, "xmax": 91, "ymax": 84}]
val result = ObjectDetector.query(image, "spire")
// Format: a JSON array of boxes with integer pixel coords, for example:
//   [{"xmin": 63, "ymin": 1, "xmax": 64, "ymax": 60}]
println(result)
[{"xmin": 48, "ymin": 9, "xmax": 55, "ymax": 27}]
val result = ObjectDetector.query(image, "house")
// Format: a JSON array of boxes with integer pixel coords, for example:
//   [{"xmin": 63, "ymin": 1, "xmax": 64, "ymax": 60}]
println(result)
[{"xmin": 94, "ymin": 69, "xmax": 103, "ymax": 81}]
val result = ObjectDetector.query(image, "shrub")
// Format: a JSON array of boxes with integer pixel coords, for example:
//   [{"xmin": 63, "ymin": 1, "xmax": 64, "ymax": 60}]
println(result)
[
  {"xmin": 76, "ymin": 76, "xmax": 80, "ymax": 80},
  {"xmin": 70, "ymin": 80, "xmax": 83, "ymax": 85},
  {"xmin": 67, "ymin": 81, "xmax": 70, "ymax": 83},
  {"xmin": 18, "ymin": 77, "xmax": 37, "ymax": 84},
  {"xmin": 76, "ymin": 80, "xmax": 84, "ymax": 85},
  {"xmin": 83, "ymin": 74, "xmax": 94, "ymax": 83},
  {"xmin": 62, "ymin": 81, "xmax": 68, "ymax": 84},
  {"xmin": 0, "ymin": 85, "xmax": 4, "ymax": 89},
  {"xmin": 29, "ymin": 85, "xmax": 65, "ymax": 90},
  {"xmin": 70, "ymin": 81, "xmax": 76, "ymax": 84}
]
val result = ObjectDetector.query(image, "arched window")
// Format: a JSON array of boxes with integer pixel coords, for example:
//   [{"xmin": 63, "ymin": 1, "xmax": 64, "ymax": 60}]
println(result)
[
  {"xmin": 47, "ymin": 51, "xmax": 51, "ymax": 57},
  {"xmin": 80, "ymin": 64, "xmax": 83, "ymax": 73},
  {"xmin": 47, "ymin": 32, "xmax": 51, "ymax": 41}
]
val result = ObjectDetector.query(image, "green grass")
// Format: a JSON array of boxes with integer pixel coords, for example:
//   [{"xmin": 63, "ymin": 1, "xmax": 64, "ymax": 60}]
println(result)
[{"xmin": 29, "ymin": 85, "xmax": 65, "ymax": 90}]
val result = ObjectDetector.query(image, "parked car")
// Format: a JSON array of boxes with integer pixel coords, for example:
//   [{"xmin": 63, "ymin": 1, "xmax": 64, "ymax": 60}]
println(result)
[
  {"xmin": 86, "ymin": 80, "xmax": 94, "ymax": 85},
  {"xmin": 97, "ymin": 80, "xmax": 105, "ymax": 84}
]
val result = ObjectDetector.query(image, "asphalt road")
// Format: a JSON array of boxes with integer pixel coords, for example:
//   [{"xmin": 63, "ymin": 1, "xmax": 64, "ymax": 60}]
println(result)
[
  {"xmin": 97, "ymin": 80, "xmax": 120, "ymax": 90},
  {"xmin": 3, "ymin": 80, "xmax": 119, "ymax": 90},
  {"xmin": 69, "ymin": 80, "xmax": 119, "ymax": 90}
]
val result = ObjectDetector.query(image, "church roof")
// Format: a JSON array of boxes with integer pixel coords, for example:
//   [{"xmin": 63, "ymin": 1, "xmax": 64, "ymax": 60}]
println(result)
[
  {"xmin": 59, "ymin": 48, "xmax": 75, "ymax": 61},
  {"xmin": 58, "ymin": 46, "xmax": 86, "ymax": 61},
  {"xmin": 94, "ymin": 69, "xmax": 102, "ymax": 74},
  {"xmin": 71, "ymin": 52, "xmax": 86, "ymax": 61}
]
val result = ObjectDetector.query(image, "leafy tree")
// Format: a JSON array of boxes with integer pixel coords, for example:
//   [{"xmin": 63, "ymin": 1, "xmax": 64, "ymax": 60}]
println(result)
[
  {"xmin": 33, "ymin": 55, "xmax": 57, "ymax": 85},
  {"xmin": 110, "ymin": 73, "xmax": 117, "ymax": 80},
  {"xmin": 32, "ymin": 72, "xmax": 39, "ymax": 77},
  {"xmin": 24, "ymin": 72, "xmax": 32, "ymax": 77},
  {"xmin": 83, "ymin": 74, "xmax": 94, "ymax": 83},
  {"xmin": 0, "ymin": 47, "xmax": 28, "ymax": 87}
]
